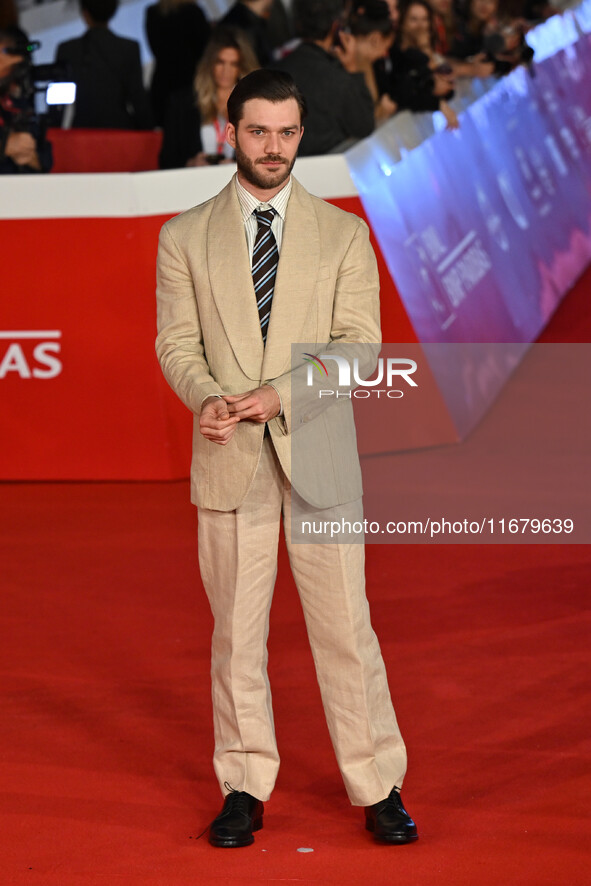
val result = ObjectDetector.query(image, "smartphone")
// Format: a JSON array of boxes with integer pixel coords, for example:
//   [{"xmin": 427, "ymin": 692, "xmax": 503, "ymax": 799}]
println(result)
[
  {"xmin": 332, "ymin": 24, "xmax": 351, "ymax": 48},
  {"xmin": 434, "ymin": 63, "xmax": 453, "ymax": 76}
]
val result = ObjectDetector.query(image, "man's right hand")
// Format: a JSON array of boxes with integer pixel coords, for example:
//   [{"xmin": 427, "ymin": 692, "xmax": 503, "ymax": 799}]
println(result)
[
  {"xmin": 199, "ymin": 396, "xmax": 240, "ymax": 445},
  {"xmin": 5, "ymin": 132, "xmax": 40, "ymax": 168}
]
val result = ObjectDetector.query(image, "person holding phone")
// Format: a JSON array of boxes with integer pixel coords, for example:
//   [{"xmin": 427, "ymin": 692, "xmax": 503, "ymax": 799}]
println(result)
[
  {"xmin": 376, "ymin": 0, "xmax": 459, "ymax": 129},
  {"xmin": 273, "ymin": 0, "xmax": 376, "ymax": 155},
  {"xmin": 189, "ymin": 26, "xmax": 258, "ymax": 166}
]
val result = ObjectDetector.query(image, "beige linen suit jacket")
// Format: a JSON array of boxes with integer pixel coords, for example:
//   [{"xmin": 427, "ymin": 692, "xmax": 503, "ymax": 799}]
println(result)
[{"xmin": 155, "ymin": 174, "xmax": 381, "ymax": 511}]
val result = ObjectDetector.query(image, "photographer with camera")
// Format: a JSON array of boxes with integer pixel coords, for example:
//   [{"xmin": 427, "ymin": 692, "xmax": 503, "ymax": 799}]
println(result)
[
  {"xmin": 375, "ymin": 0, "xmax": 459, "ymax": 129},
  {"xmin": 0, "ymin": 30, "xmax": 51, "ymax": 173},
  {"xmin": 449, "ymin": 0, "xmax": 534, "ymax": 76}
]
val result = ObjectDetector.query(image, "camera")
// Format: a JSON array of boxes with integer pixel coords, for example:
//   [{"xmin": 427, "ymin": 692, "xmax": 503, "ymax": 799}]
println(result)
[
  {"xmin": 1, "ymin": 37, "xmax": 75, "ymax": 172},
  {"xmin": 482, "ymin": 24, "xmax": 535, "ymax": 68},
  {"xmin": 433, "ymin": 62, "xmax": 454, "ymax": 77},
  {"xmin": 2, "ymin": 39, "xmax": 76, "ymax": 109}
]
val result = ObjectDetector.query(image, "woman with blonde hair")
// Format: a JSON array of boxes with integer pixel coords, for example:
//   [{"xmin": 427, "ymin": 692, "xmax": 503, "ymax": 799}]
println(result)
[
  {"xmin": 189, "ymin": 26, "xmax": 259, "ymax": 164},
  {"xmin": 159, "ymin": 26, "xmax": 258, "ymax": 168}
]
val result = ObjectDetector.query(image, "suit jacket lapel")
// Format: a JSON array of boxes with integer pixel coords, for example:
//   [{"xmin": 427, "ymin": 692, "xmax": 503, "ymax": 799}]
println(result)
[
  {"xmin": 207, "ymin": 177, "xmax": 264, "ymax": 380},
  {"xmin": 262, "ymin": 177, "xmax": 320, "ymax": 380}
]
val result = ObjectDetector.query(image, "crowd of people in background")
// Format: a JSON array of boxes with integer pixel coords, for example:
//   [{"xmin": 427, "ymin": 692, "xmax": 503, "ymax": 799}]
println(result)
[{"xmin": 0, "ymin": 0, "xmax": 554, "ymax": 172}]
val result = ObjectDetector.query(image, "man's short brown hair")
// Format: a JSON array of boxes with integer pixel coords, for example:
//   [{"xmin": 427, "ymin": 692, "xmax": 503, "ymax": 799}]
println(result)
[{"xmin": 227, "ymin": 69, "xmax": 307, "ymax": 128}]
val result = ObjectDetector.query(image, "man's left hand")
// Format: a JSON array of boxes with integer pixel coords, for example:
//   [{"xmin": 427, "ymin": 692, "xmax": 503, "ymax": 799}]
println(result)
[{"xmin": 224, "ymin": 385, "xmax": 280, "ymax": 423}]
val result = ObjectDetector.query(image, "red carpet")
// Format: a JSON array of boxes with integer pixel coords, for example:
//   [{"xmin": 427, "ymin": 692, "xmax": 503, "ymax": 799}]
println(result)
[{"xmin": 1, "ymin": 266, "xmax": 591, "ymax": 885}]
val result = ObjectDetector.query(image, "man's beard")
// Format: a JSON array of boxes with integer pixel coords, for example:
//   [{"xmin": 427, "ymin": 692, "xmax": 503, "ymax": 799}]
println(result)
[{"xmin": 234, "ymin": 136, "xmax": 296, "ymax": 192}]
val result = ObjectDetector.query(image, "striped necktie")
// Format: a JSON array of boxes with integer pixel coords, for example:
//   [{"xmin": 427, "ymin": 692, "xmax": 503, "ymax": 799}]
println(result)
[{"xmin": 252, "ymin": 208, "xmax": 278, "ymax": 344}]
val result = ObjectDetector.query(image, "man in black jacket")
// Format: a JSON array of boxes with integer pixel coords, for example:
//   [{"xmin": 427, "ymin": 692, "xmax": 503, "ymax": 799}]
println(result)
[
  {"xmin": 273, "ymin": 0, "xmax": 375, "ymax": 156},
  {"xmin": 56, "ymin": 0, "xmax": 153, "ymax": 129},
  {"xmin": 221, "ymin": 0, "xmax": 274, "ymax": 66}
]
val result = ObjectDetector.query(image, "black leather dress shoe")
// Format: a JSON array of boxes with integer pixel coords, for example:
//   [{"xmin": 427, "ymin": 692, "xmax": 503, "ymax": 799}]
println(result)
[
  {"xmin": 208, "ymin": 785, "xmax": 264, "ymax": 848},
  {"xmin": 365, "ymin": 787, "xmax": 418, "ymax": 844}
]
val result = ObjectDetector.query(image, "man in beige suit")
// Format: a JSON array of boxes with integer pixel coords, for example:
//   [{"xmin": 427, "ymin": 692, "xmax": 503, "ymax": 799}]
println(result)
[{"xmin": 155, "ymin": 69, "xmax": 418, "ymax": 848}]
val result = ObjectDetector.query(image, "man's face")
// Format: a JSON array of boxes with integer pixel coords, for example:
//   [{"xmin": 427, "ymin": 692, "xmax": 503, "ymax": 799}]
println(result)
[{"xmin": 226, "ymin": 98, "xmax": 303, "ymax": 194}]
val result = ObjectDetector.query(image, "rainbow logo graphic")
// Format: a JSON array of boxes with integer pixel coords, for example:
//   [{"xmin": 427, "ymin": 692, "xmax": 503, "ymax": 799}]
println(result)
[{"xmin": 302, "ymin": 353, "xmax": 329, "ymax": 377}]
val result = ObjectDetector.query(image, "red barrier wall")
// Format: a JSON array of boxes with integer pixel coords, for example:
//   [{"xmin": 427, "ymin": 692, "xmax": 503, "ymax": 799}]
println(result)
[
  {"xmin": 0, "ymin": 190, "xmax": 417, "ymax": 480},
  {"xmin": 48, "ymin": 129, "xmax": 163, "ymax": 174}
]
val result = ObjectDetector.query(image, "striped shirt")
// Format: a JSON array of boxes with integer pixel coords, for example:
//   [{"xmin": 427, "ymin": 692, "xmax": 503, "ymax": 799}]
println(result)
[{"xmin": 235, "ymin": 174, "xmax": 292, "ymax": 263}]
